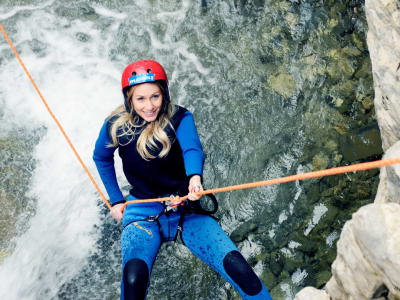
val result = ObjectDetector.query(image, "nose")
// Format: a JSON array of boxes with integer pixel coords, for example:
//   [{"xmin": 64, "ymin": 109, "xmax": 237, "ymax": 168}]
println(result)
[{"xmin": 144, "ymin": 99, "xmax": 154, "ymax": 110}]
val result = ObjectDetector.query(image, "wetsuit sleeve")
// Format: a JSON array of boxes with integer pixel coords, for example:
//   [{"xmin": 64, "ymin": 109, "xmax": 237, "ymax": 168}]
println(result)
[
  {"xmin": 176, "ymin": 111, "xmax": 205, "ymax": 177},
  {"xmin": 93, "ymin": 120, "xmax": 125, "ymax": 206}
]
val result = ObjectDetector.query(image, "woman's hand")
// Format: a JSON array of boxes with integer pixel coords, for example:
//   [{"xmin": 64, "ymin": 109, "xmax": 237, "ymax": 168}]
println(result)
[
  {"xmin": 110, "ymin": 203, "xmax": 124, "ymax": 221},
  {"xmin": 188, "ymin": 175, "xmax": 203, "ymax": 201}
]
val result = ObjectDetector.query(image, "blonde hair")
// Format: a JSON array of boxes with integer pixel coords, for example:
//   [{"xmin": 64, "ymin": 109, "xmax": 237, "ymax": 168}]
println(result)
[{"xmin": 107, "ymin": 83, "xmax": 175, "ymax": 160}]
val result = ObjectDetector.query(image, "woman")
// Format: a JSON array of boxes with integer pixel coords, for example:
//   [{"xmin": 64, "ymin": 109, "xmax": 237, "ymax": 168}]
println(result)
[{"xmin": 93, "ymin": 60, "xmax": 272, "ymax": 300}]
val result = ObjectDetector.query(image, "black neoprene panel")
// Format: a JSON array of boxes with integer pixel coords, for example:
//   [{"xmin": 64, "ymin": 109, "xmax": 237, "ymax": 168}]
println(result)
[
  {"xmin": 223, "ymin": 250, "xmax": 262, "ymax": 296},
  {"xmin": 123, "ymin": 258, "xmax": 149, "ymax": 300}
]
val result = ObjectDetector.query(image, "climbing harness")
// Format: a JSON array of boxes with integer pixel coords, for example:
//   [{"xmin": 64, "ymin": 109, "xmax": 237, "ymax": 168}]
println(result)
[
  {"xmin": 123, "ymin": 193, "xmax": 219, "ymax": 243},
  {"xmin": 2, "ymin": 23, "xmax": 400, "ymax": 216}
]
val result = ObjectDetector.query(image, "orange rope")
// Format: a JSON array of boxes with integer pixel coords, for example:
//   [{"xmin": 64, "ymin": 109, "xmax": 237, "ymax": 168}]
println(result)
[
  {"xmin": 121, "ymin": 157, "xmax": 400, "ymax": 211},
  {"xmin": 0, "ymin": 24, "xmax": 112, "ymax": 210}
]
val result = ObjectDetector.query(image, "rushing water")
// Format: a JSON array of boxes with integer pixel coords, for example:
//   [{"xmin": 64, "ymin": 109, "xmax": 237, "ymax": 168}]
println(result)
[{"xmin": 0, "ymin": 1, "xmax": 378, "ymax": 299}]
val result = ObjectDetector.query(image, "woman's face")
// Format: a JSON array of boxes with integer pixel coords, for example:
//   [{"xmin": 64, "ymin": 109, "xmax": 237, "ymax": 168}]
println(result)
[{"xmin": 130, "ymin": 83, "xmax": 163, "ymax": 122}]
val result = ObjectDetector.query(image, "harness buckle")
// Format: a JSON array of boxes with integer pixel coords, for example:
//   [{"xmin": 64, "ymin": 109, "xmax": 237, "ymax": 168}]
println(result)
[
  {"xmin": 146, "ymin": 215, "xmax": 158, "ymax": 222},
  {"xmin": 165, "ymin": 195, "xmax": 182, "ymax": 212}
]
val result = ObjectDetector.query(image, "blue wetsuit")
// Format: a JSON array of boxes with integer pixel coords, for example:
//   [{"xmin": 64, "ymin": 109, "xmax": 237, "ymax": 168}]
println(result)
[{"xmin": 93, "ymin": 107, "xmax": 272, "ymax": 300}]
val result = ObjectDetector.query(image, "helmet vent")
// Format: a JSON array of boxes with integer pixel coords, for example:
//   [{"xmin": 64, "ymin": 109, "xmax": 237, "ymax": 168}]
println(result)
[
  {"xmin": 131, "ymin": 72, "xmax": 136, "ymax": 76},
  {"xmin": 147, "ymin": 68, "xmax": 152, "ymax": 73}
]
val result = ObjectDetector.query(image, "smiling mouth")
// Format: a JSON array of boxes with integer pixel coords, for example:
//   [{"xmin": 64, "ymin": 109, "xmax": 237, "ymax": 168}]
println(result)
[{"xmin": 144, "ymin": 110, "xmax": 157, "ymax": 117}]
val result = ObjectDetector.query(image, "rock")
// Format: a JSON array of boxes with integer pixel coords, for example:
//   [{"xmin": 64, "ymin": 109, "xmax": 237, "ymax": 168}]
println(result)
[
  {"xmin": 326, "ymin": 203, "xmax": 400, "ymax": 299},
  {"xmin": 283, "ymin": 253, "xmax": 304, "ymax": 274},
  {"xmin": 294, "ymin": 287, "xmax": 330, "ymax": 300},
  {"xmin": 230, "ymin": 222, "xmax": 258, "ymax": 243},
  {"xmin": 269, "ymin": 278, "xmax": 294, "ymax": 300},
  {"xmin": 366, "ymin": 0, "xmax": 400, "ymax": 150},
  {"xmin": 355, "ymin": 57, "xmax": 373, "ymax": 79},
  {"xmin": 269, "ymin": 284, "xmax": 287, "ymax": 300},
  {"xmin": 0, "ymin": 251, "xmax": 6, "ymax": 263},
  {"xmin": 375, "ymin": 140, "xmax": 400, "ymax": 205},
  {"xmin": 312, "ymin": 152, "xmax": 329, "ymax": 170},
  {"xmin": 315, "ymin": 270, "xmax": 332, "ymax": 289},
  {"xmin": 326, "ymin": 49, "xmax": 356, "ymax": 80},
  {"xmin": 268, "ymin": 71, "xmax": 296, "ymax": 99},
  {"xmin": 76, "ymin": 32, "xmax": 91, "ymax": 42},
  {"xmin": 339, "ymin": 124, "xmax": 383, "ymax": 162},
  {"xmin": 342, "ymin": 46, "xmax": 362, "ymax": 57},
  {"xmin": 269, "ymin": 251, "xmax": 284, "ymax": 276},
  {"xmin": 0, "ymin": 189, "xmax": 17, "ymax": 251},
  {"xmin": 325, "ymin": 276, "xmax": 349, "ymax": 300},
  {"xmin": 261, "ymin": 270, "xmax": 277, "ymax": 290}
]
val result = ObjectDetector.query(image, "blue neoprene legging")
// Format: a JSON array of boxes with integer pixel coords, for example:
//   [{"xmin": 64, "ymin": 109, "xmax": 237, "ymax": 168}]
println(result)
[{"xmin": 120, "ymin": 199, "xmax": 272, "ymax": 300}]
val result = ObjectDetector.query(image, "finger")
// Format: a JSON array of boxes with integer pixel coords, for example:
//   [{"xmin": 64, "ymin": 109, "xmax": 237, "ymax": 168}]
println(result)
[{"xmin": 188, "ymin": 192, "xmax": 198, "ymax": 201}]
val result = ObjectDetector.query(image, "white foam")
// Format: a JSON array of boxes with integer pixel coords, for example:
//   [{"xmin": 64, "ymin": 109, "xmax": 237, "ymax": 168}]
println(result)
[
  {"xmin": 326, "ymin": 231, "xmax": 339, "ymax": 247},
  {"xmin": 304, "ymin": 203, "xmax": 328, "ymax": 236},
  {"xmin": 278, "ymin": 210, "xmax": 288, "ymax": 223},
  {"xmin": 93, "ymin": 6, "xmax": 127, "ymax": 20},
  {"xmin": 0, "ymin": 7, "xmax": 126, "ymax": 299},
  {"xmin": 0, "ymin": 0, "xmax": 54, "ymax": 20},
  {"xmin": 291, "ymin": 268, "xmax": 308, "ymax": 285}
]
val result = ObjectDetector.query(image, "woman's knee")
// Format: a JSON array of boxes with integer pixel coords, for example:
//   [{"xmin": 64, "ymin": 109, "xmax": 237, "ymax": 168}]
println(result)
[
  {"xmin": 223, "ymin": 250, "xmax": 263, "ymax": 296},
  {"xmin": 123, "ymin": 258, "xmax": 149, "ymax": 300}
]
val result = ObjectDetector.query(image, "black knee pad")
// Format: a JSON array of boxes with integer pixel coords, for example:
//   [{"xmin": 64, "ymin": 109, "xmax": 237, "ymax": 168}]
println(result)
[
  {"xmin": 223, "ymin": 250, "xmax": 262, "ymax": 296},
  {"xmin": 123, "ymin": 258, "xmax": 149, "ymax": 300}
]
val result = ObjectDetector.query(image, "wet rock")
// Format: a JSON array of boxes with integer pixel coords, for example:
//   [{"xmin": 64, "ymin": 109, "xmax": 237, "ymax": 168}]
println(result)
[
  {"xmin": 230, "ymin": 221, "xmax": 258, "ymax": 243},
  {"xmin": 261, "ymin": 270, "xmax": 277, "ymax": 290},
  {"xmin": 355, "ymin": 57, "xmax": 372, "ymax": 79},
  {"xmin": 361, "ymin": 97, "xmax": 374, "ymax": 111},
  {"xmin": 0, "ymin": 131, "xmax": 40, "ymax": 260},
  {"xmin": 55, "ymin": 3, "xmax": 97, "ymax": 20},
  {"xmin": 0, "ymin": 189, "xmax": 16, "ymax": 252},
  {"xmin": 342, "ymin": 46, "xmax": 362, "ymax": 57},
  {"xmin": 283, "ymin": 252, "xmax": 304, "ymax": 274},
  {"xmin": 268, "ymin": 70, "xmax": 296, "ymax": 99},
  {"xmin": 339, "ymin": 124, "xmax": 383, "ymax": 162},
  {"xmin": 76, "ymin": 32, "xmax": 91, "ymax": 42},
  {"xmin": 326, "ymin": 49, "xmax": 357, "ymax": 81},
  {"xmin": 351, "ymin": 32, "xmax": 367, "ymax": 52},
  {"xmin": 0, "ymin": 251, "xmax": 6, "ymax": 263},
  {"xmin": 269, "ymin": 284, "xmax": 287, "ymax": 300},
  {"xmin": 269, "ymin": 251, "xmax": 284, "ymax": 276},
  {"xmin": 312, "ymin": 152, "xmax": 329, "ymax": 170},
  {"xmin": 270, "ymin": 276, "xmax": 296, "ymax": 300},
  {"xmin": 318, "ymin": 204, "xmax": 339, "ymax": 227},
  {"xmin": 294, "ymin": 236, "xmax": 318, "ymax": 256},
  {"xmin": 315, "ymin": 270, "xmax": 331, "ymax": 288},
  {"xmin": 28, "ymin": 39, "xmax": 47, "ymax": 57}
]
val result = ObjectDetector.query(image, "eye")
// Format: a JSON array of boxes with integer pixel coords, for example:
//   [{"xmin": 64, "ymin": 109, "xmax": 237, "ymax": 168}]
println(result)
[
  {"xmin": 136, "ymin": 96, "xmax": 144, "ymax": 101},
  {"xmin": 152, "ymin": 94, "xmax": 160, "ymax": 99}
]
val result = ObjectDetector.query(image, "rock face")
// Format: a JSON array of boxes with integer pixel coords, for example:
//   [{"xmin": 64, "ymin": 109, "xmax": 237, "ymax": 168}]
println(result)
[
  {"xmin": 293, "ymin": 286, "xmax": 330, "ymax": 300},
  {"xmin": 294, "ymin": 1, "xmax": 400, "ymax": 299},
  {"xmin": 325, "ymin": 203, "xmax": 400, "ymax": 299},
  {"xmin": 366, "ymin": 0, "xmax": 400, "ymax": 151}
]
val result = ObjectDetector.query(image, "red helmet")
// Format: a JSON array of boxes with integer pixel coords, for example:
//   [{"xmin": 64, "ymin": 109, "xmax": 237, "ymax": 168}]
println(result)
[
  {"xmin": 121, "ymin": 60, "xmax": 170, "ymax": 113},
  {"xmin": 121, "ymin": 60, "xmax": 168, "ymax": 92}
]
